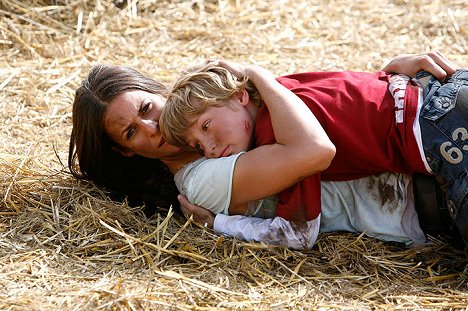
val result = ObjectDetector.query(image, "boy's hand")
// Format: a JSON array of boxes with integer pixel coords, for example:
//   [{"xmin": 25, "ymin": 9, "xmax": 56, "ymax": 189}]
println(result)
[
  {"xmin": 382, "ymin": 51, "xmax": 457, "ymax": 81},
  {"xmin": 178, "ymin": 194, "xmax": 215, "ymax": 229}
]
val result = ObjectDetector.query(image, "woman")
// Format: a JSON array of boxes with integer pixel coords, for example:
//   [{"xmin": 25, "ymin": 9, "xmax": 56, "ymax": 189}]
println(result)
[{"xmin": 68, "ymin": 53, "xmax": 455, "ymax": 249}]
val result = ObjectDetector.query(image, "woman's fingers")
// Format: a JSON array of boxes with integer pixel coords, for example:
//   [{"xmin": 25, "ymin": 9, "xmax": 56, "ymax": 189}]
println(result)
[
  {"xmin": 177, "ymin": 194, "xmax": 215, "ymax": 228},
  {"xmin": 216, "ymin": 60, "xmax": 249, "ymax": 77},
  {"xmin": 178, "ymin": 194, "xmax": 193, "ymax": 218}
]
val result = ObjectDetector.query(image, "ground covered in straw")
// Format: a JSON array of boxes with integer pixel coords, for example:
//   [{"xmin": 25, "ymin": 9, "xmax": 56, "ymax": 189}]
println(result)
[{"xmin": 1, "ymin": 0, "xmax": 467, "ymax": 310}]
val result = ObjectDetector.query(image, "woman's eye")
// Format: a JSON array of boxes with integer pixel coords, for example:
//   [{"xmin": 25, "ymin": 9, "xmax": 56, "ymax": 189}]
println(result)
[
  {"xmin": 141, "ymin": 102, "xmax": 152, "ymax": 114},
  {"xmin": 126, "ymin": 127, "xmax": 135, "ymax": 140}
]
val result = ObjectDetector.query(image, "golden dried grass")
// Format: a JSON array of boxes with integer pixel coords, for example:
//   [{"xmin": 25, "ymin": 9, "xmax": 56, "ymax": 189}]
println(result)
[{"xmin": 0, "ymin": 0, "xmax": 467, "ymax": 309}]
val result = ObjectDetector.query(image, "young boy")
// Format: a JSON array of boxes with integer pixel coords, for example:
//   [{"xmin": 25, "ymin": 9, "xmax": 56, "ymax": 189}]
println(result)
[{"xmin": 160, "ymin": 58, "xmax": 467, "ymax": 248}]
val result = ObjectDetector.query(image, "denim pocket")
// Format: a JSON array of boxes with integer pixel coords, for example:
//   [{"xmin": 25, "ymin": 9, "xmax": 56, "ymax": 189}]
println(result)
[{"xmin": 420, "ymin": 81, "xmax": 461, "ymax": 121}]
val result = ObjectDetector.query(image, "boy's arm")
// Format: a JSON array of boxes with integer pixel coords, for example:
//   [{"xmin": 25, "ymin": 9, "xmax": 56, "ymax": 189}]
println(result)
[
  {"xmin": 382, "ymin": 51, "xmax": 456, "ymax": 81},
  {"xmin": 218, "ymin": 61, "xmax": 335, "ymax": 212}
]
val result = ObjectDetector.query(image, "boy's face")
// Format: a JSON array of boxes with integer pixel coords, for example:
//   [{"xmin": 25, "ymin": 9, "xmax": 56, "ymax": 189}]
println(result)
[{"xmin": 184, "ymin": 97, "xmax": 254, "ymax": 158}]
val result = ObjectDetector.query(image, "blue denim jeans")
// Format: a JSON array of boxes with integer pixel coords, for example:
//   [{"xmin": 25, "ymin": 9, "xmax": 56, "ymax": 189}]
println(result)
[{"xmin": 418, "ymin": 70, "xmax": 468, "ymax": 247}]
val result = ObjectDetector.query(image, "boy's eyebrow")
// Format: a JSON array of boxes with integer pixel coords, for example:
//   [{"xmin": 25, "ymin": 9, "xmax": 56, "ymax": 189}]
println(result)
[{"xmin": 183, "ymin": 125, "xmax": 199, "ymax": 144}]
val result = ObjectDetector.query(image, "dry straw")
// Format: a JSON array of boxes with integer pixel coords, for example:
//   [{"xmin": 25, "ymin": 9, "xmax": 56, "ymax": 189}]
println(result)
[{"xmin": 1, "ymin": 0, "xmax": 467, "ymax": 309}]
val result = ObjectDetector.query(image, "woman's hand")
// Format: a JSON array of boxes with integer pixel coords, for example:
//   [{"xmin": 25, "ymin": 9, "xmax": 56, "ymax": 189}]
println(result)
[
  {"xmin": 209, "ymin": 59, "xmax": 257, "ymax": 79},
  {"xmin": 178, "ymin": 194, "xmax": 215, "ymax": 229},
  {"xmin": 382, "ymin": 51, "xmax": 457, "ymax": 81}
]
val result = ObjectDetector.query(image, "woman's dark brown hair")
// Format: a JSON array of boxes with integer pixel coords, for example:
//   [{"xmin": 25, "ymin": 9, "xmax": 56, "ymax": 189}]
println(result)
[{"xmin": 68, "ymin": 65, "xmax": 179, "ymax": 215}]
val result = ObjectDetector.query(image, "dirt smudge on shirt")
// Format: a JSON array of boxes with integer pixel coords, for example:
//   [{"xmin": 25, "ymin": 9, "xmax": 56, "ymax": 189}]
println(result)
[{"xmin": 366, "ymin": 174, "xmax": 400, "ymax": 214}]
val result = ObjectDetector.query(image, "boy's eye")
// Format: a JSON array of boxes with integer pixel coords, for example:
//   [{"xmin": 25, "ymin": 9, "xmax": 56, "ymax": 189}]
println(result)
[
  {"xmin": 202, "ymin": 121, "xmax": 210, "ymax": 131},
  {"xmin": 194, "ymin": 142, "xmax": 203, "ymax": 153}
]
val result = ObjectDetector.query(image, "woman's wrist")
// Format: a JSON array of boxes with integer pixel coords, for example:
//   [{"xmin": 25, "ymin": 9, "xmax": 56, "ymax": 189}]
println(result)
[{"xmin": 245, "ymin": 65, "xmax": 276, "ymax": 87}]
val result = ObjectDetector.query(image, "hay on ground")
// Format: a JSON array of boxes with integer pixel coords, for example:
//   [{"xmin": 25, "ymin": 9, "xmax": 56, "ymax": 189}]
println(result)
[{"xmin": 0, "ymin": 0, "xmax": 467, "ymax": 309}]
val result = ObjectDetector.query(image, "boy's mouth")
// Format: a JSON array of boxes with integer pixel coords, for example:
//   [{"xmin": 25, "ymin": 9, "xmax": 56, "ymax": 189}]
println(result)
[{"xmin": 219, "ymin": 146, "xmax": 230, "ymax": 158}]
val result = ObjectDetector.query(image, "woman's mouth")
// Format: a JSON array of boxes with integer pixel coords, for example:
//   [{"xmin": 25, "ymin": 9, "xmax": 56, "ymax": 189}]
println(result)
[{"xmin": 158, "ymin": 137, "xmax": 166, "ymax": 147}]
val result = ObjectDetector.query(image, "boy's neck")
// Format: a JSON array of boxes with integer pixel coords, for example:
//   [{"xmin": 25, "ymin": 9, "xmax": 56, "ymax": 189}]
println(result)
[
  {"xmin": 246, "ymin": 100, "xmax": 260, "ymax": 149},
  {"xmin": 245, "ymin": 100, "xmax": 259, "ymax": 123}
]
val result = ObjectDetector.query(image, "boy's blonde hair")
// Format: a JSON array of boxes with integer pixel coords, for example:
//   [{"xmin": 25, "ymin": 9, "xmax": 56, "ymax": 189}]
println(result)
[{"xmin": 160, "ymin": 62, "xmax": 262, "ymax": 147}]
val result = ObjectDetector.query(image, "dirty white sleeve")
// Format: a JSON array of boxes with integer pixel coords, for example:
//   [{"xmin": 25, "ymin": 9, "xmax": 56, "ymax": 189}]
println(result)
[{"xmin": 213, "ymin": 214, "xmax": 321, "ymax": 250}]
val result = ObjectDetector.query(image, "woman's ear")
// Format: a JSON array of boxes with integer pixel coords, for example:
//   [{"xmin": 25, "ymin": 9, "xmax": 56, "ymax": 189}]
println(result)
[
  {"xmin": 111, "ymin": 145, "xmax": 135, "ymax": 157},
  {"xmin": 121, "ymin": 149, "xmax": 135, "ymax": 157}
]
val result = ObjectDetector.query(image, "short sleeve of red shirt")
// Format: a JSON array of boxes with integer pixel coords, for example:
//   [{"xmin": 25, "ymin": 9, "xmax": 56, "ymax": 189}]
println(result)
[{"xmin": 255, "ymin": 104, "xmax": 322, "ymax": 222}]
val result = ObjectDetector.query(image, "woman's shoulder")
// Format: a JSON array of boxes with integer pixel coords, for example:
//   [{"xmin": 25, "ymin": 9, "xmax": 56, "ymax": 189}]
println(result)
[{"xmin": 174, "ymin": 153, "xmax": 245, "ymax": 215}]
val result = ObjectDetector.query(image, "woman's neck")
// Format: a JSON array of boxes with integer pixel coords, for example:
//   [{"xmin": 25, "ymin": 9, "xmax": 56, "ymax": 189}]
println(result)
[{"xmin": 161, "ymin": 149, "xmax": 201, "ymax": 175}]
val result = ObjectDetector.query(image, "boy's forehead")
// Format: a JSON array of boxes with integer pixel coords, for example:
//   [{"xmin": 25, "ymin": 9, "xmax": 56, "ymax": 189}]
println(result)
[
  {"xmin": 183, "ymin": 123, "xmax": 200, "ymax": 143},
  {"xmin": 186, "ymin": 113, "xmax": 204, "ymax": 130}
]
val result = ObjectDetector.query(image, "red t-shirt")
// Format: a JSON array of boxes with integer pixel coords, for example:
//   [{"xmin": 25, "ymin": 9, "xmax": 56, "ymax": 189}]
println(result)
[{"xmin": 255, "ymin": 71, "xmax": 426, "ymax": 222}]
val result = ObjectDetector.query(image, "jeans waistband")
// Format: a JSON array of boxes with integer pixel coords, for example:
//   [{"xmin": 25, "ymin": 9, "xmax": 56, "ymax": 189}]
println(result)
[{"xmin": 415, "ymin": 74, "xmax": 431, "ymax": 99}]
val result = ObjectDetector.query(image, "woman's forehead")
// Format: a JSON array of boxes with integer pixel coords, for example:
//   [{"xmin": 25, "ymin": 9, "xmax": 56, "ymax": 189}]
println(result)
[{"xmin": 111, "ymin": 90, "xmax": 165, "ymax": 108}]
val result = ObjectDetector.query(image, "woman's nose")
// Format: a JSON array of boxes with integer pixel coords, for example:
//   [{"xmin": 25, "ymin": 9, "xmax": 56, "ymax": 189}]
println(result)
[{"xmin": 140, "ymin": 119, "xmax": 158, "ymax": 135}]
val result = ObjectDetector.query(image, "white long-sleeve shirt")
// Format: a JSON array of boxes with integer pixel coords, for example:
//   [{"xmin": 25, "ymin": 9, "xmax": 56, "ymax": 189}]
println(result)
[
  {"xmin": 174, "ymin": 154, "xmax": 426, "ymax": 250},
  {"xmin": 214, "ymin": 214, "xmax": 321, "ymax": 249}
]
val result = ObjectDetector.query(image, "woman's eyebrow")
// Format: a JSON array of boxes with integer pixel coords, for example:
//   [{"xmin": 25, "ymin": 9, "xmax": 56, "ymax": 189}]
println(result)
[
  {"xmin": 121, "ymin": 100, "xmax": 144, "ymax": 138},
  {"xmin": 137, "ymin": 100, "xmax": 145, "ymax": 115}
]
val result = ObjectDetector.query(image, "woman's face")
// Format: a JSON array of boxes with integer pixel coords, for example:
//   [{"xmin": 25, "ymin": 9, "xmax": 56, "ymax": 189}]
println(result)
[{"xmin": 104, "ymin": 90, "xmax": 183, "ymax": 159}]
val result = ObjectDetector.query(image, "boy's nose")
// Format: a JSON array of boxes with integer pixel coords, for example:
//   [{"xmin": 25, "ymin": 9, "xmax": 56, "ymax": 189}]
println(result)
[{"xmin": 199, "ymin": 139, "xmax": 216, "ymax": 158}]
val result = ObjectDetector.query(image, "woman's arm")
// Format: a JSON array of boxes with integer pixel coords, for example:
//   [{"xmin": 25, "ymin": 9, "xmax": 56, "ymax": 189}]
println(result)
[
  {"xmin": 219, "ymin": 61, "xmax": 335, "ymax": 211},
  {"xmin": 178, "ymin": 172, "xmax": 425, "ymax": 249},
  {"xmin": 178, "ymin": 194, "xmax": 320, "ymax": 250},
  {"xmin": 382, "ymin": 51, "xmax": 457, "ymax": 81}
]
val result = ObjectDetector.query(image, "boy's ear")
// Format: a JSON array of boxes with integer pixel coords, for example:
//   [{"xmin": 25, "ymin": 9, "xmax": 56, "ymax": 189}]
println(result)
[
  {"xmin": 237, "ymin": 89, "xmax": 250, "ymax": 107},
  {"xmin": 111, "ymin": 145, "xmax": 135, "ymax": 157}
]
